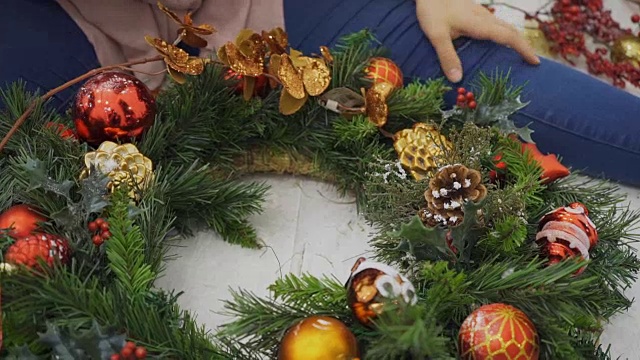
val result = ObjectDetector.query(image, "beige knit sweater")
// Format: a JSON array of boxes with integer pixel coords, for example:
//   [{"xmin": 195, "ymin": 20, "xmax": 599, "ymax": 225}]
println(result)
[{"xmin": 56, "ymin": 0, "xmax": 284, "ymax": 90}]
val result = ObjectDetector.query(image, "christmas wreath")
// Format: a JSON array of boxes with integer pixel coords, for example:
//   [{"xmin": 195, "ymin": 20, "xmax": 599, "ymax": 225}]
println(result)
[{"xmin": 0, "ymin": 4, "xmax": 639, "ymax": 359}]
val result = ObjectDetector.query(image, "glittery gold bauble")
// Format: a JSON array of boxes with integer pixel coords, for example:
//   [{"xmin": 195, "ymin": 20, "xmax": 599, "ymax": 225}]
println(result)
[
  {"xmin": 73, "ymin": 72, "xmax": 156, "ymax": 145},
  {"xmin": 393, "ymin": 123, "xmax": 452, "ymax": 181},
  {"xmin": 81, "ymin": 141, "xmax": 153, "ymax": 199},
  {"xmin": 346, "ymin": 257, "xmax": 417, "ymax": 326},
  {"xmin": 277, "ymin": 316, "xmax": 359, "ymax": 360},
  {"xmin": 611, "ymin": 35, "xmax": 640, "ymax": 65},
  {"xmin": 459, "ymin": 303, "xmax": 539, "ymax": 360}
]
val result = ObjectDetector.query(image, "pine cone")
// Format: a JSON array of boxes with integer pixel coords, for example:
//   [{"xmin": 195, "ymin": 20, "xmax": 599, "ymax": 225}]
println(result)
[{"xmin": 424, "ymin": 164, "xmax": 487, "ymax": 226}]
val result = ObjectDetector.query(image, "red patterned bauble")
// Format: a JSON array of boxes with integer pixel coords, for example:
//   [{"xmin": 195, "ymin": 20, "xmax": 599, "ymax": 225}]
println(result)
[
  {"xmin": 459, "ymin": 303, "xmax": 539, "ymax": 360},
  {"xmin": 0, "ymin": 205, "xmax": 45, "ymax": 238},
  {"xmin": 346, "ymin": 257, "xmax": 417, "ymax": 326},
  {"xmin": 224, "ymin": 69, "xmax": 269, "ymax": 98},
  {"xmin": 364, "ymin": 57, "xmax": 404, "ymax": 88},
  {"xmin": 5, "ymin": 233, "xmax": 70, "ymax": 268},
  {"xmin": 277, "ymin": 316, "xmax": 359, "ymax": 360},
  {"xmin": 73, "ymin": 72, "xmax": 156, "ymax": 145},
  {"xmin": 536, "ymin": 202, "xmax": 598, "ymax": 275}
]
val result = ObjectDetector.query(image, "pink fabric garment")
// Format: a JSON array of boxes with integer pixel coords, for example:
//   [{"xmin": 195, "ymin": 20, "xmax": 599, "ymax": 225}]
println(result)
[{"xmin": 56, "ymin": 0, "xmax": 285, "ymax": 90}]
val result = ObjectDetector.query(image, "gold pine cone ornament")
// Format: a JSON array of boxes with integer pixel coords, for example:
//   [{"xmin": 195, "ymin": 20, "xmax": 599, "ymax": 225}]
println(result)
[
  {"xmin": 393, "ymin": 123, "xmax": 453, "ymax": 181},
  {"xmin": 81, "ymin": 141, "xmax": 153, "ymax": 199}
]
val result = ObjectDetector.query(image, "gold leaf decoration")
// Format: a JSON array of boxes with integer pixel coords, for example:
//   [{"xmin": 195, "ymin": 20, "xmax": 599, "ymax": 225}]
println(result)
[
  {"xmin": 157, "ymin": 1, "xmax": 215, "ymax": 48},
  {"xmin": 364, "ymin": 82, "xmax": 394, "ymax": 127},
  {"xmin": 145, "ymin": 36, "xmax": 207, "ymax": 82}
]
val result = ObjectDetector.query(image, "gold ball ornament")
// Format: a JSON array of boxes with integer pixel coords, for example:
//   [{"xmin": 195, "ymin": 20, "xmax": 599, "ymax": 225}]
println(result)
[
  {"xmin": 80, "ymin": 141, "xmax": 153, "ymax": 200},
  {"xmin": 393, "ymin": 123, "xmax": 453, "ymax": 181},
  {"xmin": 611, "ymin": 35, "xmax": 640, "ymax": 65},
  {"xmin": 346, "ymin": 257, "xmax": 418, "ymax": 326},
  {"xmin": 277, "ymin": 316, "xmax": 360, "ymax": 360}
]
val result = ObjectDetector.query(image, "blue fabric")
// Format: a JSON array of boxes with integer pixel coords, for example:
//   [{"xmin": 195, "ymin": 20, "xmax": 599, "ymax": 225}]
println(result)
[
  {"xmin": 0, "ymin": 0, "xmax": 102, "ymax": 113},
  {"xmin": 284, "ymin": 0, "xmax": 640, "ymax": 186}
]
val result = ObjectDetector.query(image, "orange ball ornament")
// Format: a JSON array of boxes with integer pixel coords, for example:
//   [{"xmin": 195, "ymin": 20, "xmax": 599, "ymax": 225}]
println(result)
[
  {"xmin": 364, "ymin": 57, "xmax": 404, "ymax": 88},
  {"xmin": 0, "ymin": 205, "xmax": 45, "ymax": 238},
  {"xmin": 277, "ymin": 316, "xmax": 360, "ymax": 360},
  {"xmin": 73, "ymin": 72, "xmax": 156, "ymax": 145},
  {"xmin": 536, "ymin": 202, "xmax": 598, "ymax": 275},
  {"xmin": 459, "ymin": 303, "xmax": 539, "ymax": 360},
  {"xmin": 5, "ymin": 233, "xmax": 70, "ymax": 268}
]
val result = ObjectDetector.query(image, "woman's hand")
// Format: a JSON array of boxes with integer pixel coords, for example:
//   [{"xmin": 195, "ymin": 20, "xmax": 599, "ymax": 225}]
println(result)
[{"xmin": 415, "ymin": 0, "xmax": 540, "ymax": 83}]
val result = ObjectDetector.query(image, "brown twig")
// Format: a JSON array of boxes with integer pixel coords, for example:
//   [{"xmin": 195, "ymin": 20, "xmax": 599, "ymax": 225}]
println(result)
[{"xmin": 0, "ymin": 55, "xmax": 164, "ymax": 152}]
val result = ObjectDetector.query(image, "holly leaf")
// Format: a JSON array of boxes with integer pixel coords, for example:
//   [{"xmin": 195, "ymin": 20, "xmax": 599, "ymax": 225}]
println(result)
[
  {"xmin": 4, "ymin": 345, "xmax": 40, "ymax": 360},
  {"xmin": 21, "ymin": 158, "xmax": 74, "ymax": 200},
  {"xmin": 390, "ymin": 216, "xmax": 451, "ymax": 261},
  {"xmin": 38, "ymin": 323, "xmax": 83, "ymax": 359},
  {"xmin": 79, "ymin": 168, "xmax": 110, "ymax": 215},
  {"xmin": 38, "ymin": 321, "xmax": 126, "ymax": 360},
  {"xmin": 450, "ymin": 199, "xmax": 486, "ymax": 262},
  {"xmin": 464, "ymin": 96, "xmax": 535, "ymax": 143}
]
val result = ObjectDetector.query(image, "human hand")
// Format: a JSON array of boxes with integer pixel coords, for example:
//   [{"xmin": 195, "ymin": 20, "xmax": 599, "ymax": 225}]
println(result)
[{"xmin": 415, "ymin": 0, "xmax": 540, "ymax": 83}]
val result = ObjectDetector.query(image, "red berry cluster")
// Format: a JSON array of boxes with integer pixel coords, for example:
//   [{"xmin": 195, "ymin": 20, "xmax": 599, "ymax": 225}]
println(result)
[
  {"xmin": 455, "ymin": 87, "xmax": 477, "ymax": 110},
  {"xmin": 533, "ymin": 0, "xmax": 640, "ymax": 88},
  {"xmin": 110, "ymin": 341, "xmax": 147, "ymax": 360},
  {"xmin": 88, "ymin": 218, "xmax": 111, "ymax": 246},
  {"xmin": 489, "ymin": 153, "xmax": 508, "ymax": 183}
]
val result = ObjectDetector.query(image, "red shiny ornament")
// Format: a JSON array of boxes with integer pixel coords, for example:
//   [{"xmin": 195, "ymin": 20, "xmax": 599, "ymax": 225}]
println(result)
[
  {"xmin": 459, "ymin": 303, "xmax": 539, "ymax": 360},
  {"xmin": 0, "ymin": 205, "xmax": 46, "ymax": 238},
  {"xmin": 5, "ymin": 233, "xmax": 70, "ymax": 268},
  {"xmin": 364, "ymin": 57, "xmax": 404, "ymax": 88},
  {"xmin": 536, "ymin": 202, "xmax": 598, "ymax": 274},
  {"xmin": 224, "ymin": 69, "xmax": 269, "ymax": 97},
  {"xmin": 73, "ymin": 72, "xmax": 156, "ymax": 145}
]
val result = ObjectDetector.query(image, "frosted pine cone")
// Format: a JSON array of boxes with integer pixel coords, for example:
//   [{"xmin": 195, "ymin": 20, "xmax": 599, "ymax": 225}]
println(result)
[{"xmin": 423, "ymin": 164, "xmax": 487, "ymax": 226}]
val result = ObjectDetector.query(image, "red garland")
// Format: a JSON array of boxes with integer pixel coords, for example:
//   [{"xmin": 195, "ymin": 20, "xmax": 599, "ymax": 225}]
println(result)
[{"xmin": 490, "ymin": 1, "xmax": 640, "ymax": 89}]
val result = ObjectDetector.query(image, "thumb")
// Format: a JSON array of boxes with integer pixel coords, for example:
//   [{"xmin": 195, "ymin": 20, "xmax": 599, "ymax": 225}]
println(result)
[{"xmin": 429, "ymin": 33, "xmax": 463, "ymax": 83}]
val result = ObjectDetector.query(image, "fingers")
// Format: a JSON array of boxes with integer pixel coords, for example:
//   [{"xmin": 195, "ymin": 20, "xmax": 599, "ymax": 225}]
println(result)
[
  {"xmin": 466, "ymin": 15, "xmax": 540, "ymax": 65},
  {"xmin": 428, "ymin": 30, "xmax": 464, "ymax": 83}
]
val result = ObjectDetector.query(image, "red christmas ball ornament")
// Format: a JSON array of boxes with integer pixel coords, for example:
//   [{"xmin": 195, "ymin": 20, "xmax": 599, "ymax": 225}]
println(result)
[
  {"xmin": 0, "ymin": 205, "xmax": 46, "ymax": 238},
  {"xmin": 536, "ymin": 202, "xmax": 598, "ymax": 275},
  {"xmin": 459, "ymin": 303, "xmax": 539, "ymax": 360},
  {"xmin": 73, "ymin": 72, "xmax": 156, "ymax": 145},
  {"xmin": 364, "ymin": 57, "xmax": 404, "ymax": 88},
  {"xmin": 4, "ymin": 233, "xmax": 70, "ymax": 268}
]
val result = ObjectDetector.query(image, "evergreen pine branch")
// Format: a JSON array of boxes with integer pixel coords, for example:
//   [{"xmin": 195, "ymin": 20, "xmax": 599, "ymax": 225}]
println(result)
[
  {"xmin": 144, "ymin": 162, "xmax": 268, "ymax": 247},
  {"xmin": 386, "ymin": 79, "xmax": 448, "ymax": 133},
  {"xmin": 472, "ymin": 69, "xmax": 525, "ymax": 106},
  {"xmin": 366, "ymin": 305, "xmax": 453, "ymax": 360},
  {"xmin": 330, "ymin": 30, "xmax": 385, "ymax": 89},
  {"xmin": 268, "ymin": 273, "xmax": 348, "ymax": 311},
  {"xmin": 106, "ymin": 189, "xmax": 156, "ymax": 296}
]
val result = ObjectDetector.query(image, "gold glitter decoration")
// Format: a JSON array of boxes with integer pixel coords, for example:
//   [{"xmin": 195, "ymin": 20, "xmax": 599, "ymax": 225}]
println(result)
[
  {"xmin": 219, "ymin": 42, "xmax": 264, "ymax": 77},
  {"xmin": 145, "ymin": 36, "xmax": 207, "ymax": 84},
  {"xmin": 364, "ymin": 82, "xmax": 394, "ymax": 127},
  {"xmin": 393, "ymin": 123, "xmax": 452, "ymax": 181},
  {"xmin": 280, "ymin": 90, "xmax": 308, "ymax": 115},
  {"xmin": 81, "ymin": 141, "xmax": 153, "ymax": 200},
  {"xmin": 262, "ymin": 27, "xmax": 288, "ymax": 55},
  {"xmin": 300, "ymin": 57, "xmax": 331, "ymax": 96},
  {"xmin": 157, "ymin": 1, "xmax": 215, "ymax": 48},
  {"xmin": 611, "ymin": 35, "xmax": 640, "ymax": 65},
  {"xmin": 278, "ymin": 54, "xmax": 306, "ymax": 99}
]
